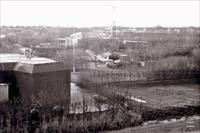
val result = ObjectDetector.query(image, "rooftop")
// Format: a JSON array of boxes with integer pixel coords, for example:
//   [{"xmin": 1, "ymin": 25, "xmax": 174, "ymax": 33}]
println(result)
[
  {"xmin": 0, "ymin": 54, "xmax": 68, "ymax": 73},
  {"xmin": 0, "ymin": 54, "xmax": 56, "ymax": 64}
]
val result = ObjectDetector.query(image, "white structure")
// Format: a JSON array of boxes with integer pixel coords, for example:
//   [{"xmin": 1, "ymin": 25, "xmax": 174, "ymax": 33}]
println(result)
[
  {"xmin": 55, "ymin": 32, "xmax": 82, "ymax": 47},
  {"xmin": 70, "ymin": 32, "xmax": 82, "ymax": 46},
  {"xmin": 55, "ymin": 37, "xmax": 71, "ymax": 47},
  {"xmin": 0, "ymin": 83, "xmax": 9, "ymax": 102}
]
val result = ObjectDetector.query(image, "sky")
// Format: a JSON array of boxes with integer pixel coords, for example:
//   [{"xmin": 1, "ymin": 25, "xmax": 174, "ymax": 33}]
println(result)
[{"xmin": 1, "ymin": 0, "xmax": 199, "ymax": 27}]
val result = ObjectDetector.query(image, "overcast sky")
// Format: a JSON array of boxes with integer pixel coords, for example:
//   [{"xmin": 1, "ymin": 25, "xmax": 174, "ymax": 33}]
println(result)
[{"xmin": 1, "ymin": 1, "xmax": 199, "ymax": 27}]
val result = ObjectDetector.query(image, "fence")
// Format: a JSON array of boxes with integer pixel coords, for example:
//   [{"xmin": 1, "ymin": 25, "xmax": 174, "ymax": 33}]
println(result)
[{"xmin": 76, "ymin": 69, "xmax": 200, "ymax": 87}]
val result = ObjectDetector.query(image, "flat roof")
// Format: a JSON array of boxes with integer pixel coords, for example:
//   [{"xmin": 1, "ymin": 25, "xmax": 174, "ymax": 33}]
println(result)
[
  {"xmin": 0, "ymin": 54, "xmax": 56, "ymax": 64},
  {"xmin": 0, "ymin": 54, "xmax": 68, "ymax": 73}
]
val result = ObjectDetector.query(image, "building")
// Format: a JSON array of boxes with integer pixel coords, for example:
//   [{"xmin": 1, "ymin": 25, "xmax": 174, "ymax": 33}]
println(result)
[
  {"xmin": 0, "ymin": 54, "xmax": 70, "ymax": 111},
  {"xmin": 55, "ymin": 37, "xmax": 71, "ymax": 47},
  {"xmin": 55, "ymin": 32, "xmax": 83, "ymax": 47}
]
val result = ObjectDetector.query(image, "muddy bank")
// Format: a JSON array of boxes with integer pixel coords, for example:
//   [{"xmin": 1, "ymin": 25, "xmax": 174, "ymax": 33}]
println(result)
[{"xmin": 141, "ymin": 105, "xmax": 200, "ymax": 121}]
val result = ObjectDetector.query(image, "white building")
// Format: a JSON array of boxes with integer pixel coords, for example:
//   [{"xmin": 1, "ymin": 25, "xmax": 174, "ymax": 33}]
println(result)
[
  {"xmin": 55, "ymin": 37, "xmax": 71, "ymax": 47},
  {"xmin": 55, "ymin": 32, "xmax": 82, "ymax": 47}
]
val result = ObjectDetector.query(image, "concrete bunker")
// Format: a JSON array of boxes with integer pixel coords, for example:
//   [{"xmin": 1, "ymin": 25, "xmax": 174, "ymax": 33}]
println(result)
[{"xmin": 0, "ymin": 54, "xmax": 70, "ymax": 111}]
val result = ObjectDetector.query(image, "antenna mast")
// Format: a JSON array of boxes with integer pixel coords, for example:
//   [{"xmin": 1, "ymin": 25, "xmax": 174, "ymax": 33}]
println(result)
[{"xmin": 112, "ymin": 6, "xmax": 116, "ymax": 40}]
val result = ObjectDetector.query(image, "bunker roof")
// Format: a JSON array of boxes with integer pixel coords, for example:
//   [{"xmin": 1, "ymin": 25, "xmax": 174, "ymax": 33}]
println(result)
[
  {"xmin": 0, "ymin": 54, "xmax": 56, "ymax": 64},
  {"xmin": 0, "ymin": 54, "xmax": 68, "ymax": 73}
]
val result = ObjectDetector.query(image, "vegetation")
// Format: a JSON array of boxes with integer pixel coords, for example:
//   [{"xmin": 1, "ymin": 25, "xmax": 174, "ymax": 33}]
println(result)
[
  {"xmin": 0, "ymin": 90, "xmax": 143, "ymax": 133},
  {"xmin": 1, "ymin": 26, "xmax": 199, "ymax": 72},
  {"xmin": 1, "ymin": 26, "xmax": 200, "ymax": 132},
  {"xmin": 1, "ymin": 84, "xmax": 199, "ymax": 133}
]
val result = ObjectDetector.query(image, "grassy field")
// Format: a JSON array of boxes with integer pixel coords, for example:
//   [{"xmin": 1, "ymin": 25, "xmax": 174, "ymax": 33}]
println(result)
[
  {"xmin": 101, "ymin": 116, "xmax": 200, "ymax": 133},
  {"xmin": 101, "ymin": 84, "xmax": 200, "ymax": 109},
  {"xmin": 122, "ymin": 84, "xmax": 198, "ymax": 108}
]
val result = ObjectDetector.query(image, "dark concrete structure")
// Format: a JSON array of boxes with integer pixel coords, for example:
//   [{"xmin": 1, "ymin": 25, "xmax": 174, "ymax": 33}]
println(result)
[{"xmin": 0, "ymin": 54, "xmax": 70, "ymax": 111}]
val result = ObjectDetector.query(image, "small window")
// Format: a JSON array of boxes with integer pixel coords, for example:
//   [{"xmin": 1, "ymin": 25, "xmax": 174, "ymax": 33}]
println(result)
[{"xmin": 0, "ymin": 83, "xmax": 9, "ymax": 102}]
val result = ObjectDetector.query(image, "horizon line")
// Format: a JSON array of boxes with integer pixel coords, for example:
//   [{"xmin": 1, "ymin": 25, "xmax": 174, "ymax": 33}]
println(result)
[{"xmin": 1, "ymin": 25, "xmax": 199, "ymax": 28}]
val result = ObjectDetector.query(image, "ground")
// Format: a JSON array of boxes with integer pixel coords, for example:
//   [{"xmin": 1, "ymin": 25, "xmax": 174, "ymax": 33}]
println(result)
[
  {"xmin": 112, "ymin": 84, "xmax": 200, "ymax": 109},
  {"xmin": 101, "ymin": 116, "xmax": 200, "ymax": 133},
  {"xmin": 71, "ymin": 78, "xmax": 200, "ymax": 132}
]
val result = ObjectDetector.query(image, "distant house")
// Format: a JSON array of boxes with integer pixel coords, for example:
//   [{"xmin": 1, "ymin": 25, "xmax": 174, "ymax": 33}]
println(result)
[
  {"xmin": 55, "ymin": 37, "xmax": 71, "ymax": 47},
  {"xmin": 0, "ymin": 54, "xmax": 71, "ymax": 111},
  {"xmin": 55, "ymin": 32, "xmax": 82, "ymax": 47}
]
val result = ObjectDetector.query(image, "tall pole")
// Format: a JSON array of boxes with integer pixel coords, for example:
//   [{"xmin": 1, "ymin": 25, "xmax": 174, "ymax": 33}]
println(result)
[
  {"xmin": 112, "ymin": 6, "xmax": 116, "ymax": 40},
  {"xmin": 72, "ymin": 37, "xmax": 75, "ymax": 72}
]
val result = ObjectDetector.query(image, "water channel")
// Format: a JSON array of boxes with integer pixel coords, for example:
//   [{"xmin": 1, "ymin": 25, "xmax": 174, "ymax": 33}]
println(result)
[{"xmin": 70, "ymin": 82, "xmax": 106, "ymax": 113}]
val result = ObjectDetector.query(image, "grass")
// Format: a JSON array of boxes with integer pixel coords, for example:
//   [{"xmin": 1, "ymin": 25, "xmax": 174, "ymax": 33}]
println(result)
[
  {"xmin": 104, "ymin": 84, "xmax": 200, "ymax": 109},
  {"xmin": 101, "ymin": 117, "xmax": 200, "ymax": 133}
]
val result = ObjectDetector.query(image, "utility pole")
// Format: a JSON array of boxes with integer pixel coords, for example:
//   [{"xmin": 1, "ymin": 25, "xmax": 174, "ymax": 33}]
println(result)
[
  {"xmin": 72, "ymin": 35, "xmax": 75, "ymax": 72},
  {"xmin": 71, "ymin": 31, "xmax": 82, "ymax": 72}
]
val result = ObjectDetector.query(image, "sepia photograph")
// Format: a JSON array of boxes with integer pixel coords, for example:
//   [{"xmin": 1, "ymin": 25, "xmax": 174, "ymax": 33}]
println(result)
[{"xmin": 0, "ymin": 0, "xmax": 199, "ymax": 133}]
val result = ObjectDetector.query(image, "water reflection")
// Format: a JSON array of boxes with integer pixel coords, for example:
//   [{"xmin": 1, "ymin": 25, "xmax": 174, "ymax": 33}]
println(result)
[
  {"xmin": 70, "ymin": 82, "xmax": 107, "ymax": 113},
  {"xmin": 71, "ymin": 82, "xmax": 95, "ymax": 104}
]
